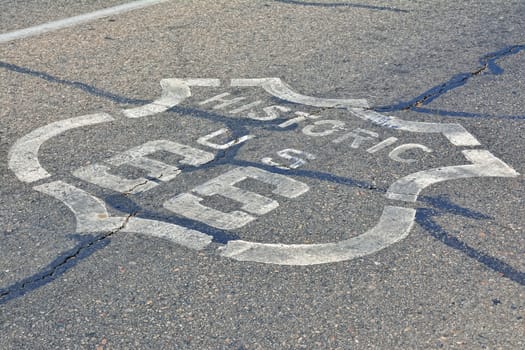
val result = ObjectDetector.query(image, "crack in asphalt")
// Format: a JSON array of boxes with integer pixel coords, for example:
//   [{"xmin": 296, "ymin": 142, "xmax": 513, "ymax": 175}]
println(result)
[
  {"xmin": 409, "ymin": 65, "xmax": 487, "ymax": 109},
  {"xmin": 122, "ymin": 180, "xmax": 151, "ymax": 195},
  {"xmin": 0, "ymin": 212, "xmax": 136, "ymax": 304},
  {"xmin": 376, "ymin": 45, "xmax": 525, "ymax": 113},
  {"xmin": 121, "ymin": 171, "xmax": 169, "ymax": 196}
]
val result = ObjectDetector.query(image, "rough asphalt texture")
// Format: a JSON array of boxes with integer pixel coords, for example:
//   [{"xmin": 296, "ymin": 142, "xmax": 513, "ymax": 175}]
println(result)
[{"xmin": 1, "ymin": 1, "xmax": 524, "ymax": 349}]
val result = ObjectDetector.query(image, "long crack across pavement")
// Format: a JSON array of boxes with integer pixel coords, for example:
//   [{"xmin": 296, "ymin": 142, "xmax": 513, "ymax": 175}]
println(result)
[
  {"xmin": 375, "ymin": 45, "xmax": 525, "ymax": 113},
  {"xmin": 0, "ymin": 212, "xmax": 136, "ymax": 305}
]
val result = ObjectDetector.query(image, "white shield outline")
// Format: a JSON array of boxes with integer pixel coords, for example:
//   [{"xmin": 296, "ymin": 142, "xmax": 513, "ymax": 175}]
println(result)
[{"xmin": 8, "ymin": 78, "xmax": 520, "ymax": 265}]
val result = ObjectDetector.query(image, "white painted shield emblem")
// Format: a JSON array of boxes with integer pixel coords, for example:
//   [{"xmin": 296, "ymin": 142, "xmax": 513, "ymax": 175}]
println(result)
[{"xmin": 8, "ymin": 78, "xmax": 519, "ymax": 265}]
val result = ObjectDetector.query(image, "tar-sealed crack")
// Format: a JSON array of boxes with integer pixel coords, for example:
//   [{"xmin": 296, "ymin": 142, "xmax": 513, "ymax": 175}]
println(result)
[
  {"xmin": 0, "ymin": 212, "xmax": 136, "ymax": 304},
  {"xmin": 410, "ymin": 70, "xmax": 484, "ymax": 109},
  {"xmin": 407, "ymin": 59, "xmax": 491, "ymax": 109},
  {"xmin": 122, "ymin": 180, "xmax": 151, "ymax": 195},
  {"xmin": 375, "ymin": 44, "xmax": 525, "ymax": 112}
]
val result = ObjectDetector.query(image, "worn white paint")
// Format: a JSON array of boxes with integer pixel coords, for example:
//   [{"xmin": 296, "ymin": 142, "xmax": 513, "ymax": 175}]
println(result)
[
  {"xmin": 231, "ymin": 78, "xmax": 369, "ymax": 108},
  {"xmin": 220, "ymin": 206, "xmax": 415, "ymax": 265},
  {"xmin": 123, "ymin": 79, "xmax": 220, "ymax": 118},
  {"xmin": 262, "ymin": 149, "xmax": 315, "ymax": 170},
  {"xmin": 387, "ymin": 150, "xmax": 520, "ymax": 202},
  {"xmin": 276, "ymin": 149, "xmax": 316, "ymax": 169},
  {"xmin": 333, "ymin": 128, "xmax": 378, "ymax": 147},
  {"xmin": 193, "ymin": 176, "xmax": 278, "ymax": 216},
  {"xmin": 348, "ymin": 108, "xmax": 481, "ymax": 146},
  {"xmin": 0, "ymin": 0, "xmax": 170, "ymax": 43},
  {"xmin": 279, "ymin": 111, "xmax": 322, "ymax": 128},
  {"xmin": 193, "ymin": 166, "xmax": 309, "ymax": 215},
  {"xmin": 388, "ymin": 143, "xmax": 432, "ymax": 163},
  {"xmin": 73, "ymin": 139, "xmax": 214, "ymax": 193},
  {"xmin": 109, "ymin": 139, "xmax": 214, "ymax": 169},
  {"xmin": 165, "ymin": 192, "xmax": 256, "ymax": 230},
  {"xmin": 366, "ymin": 137, "xmax": 398, "ymax": 154},
  {"xmin": 34, "ymin": 181, "xmax": 124, "ymax": 232},
  {"xmin": 199, "ymin": 93, "xmax": 246, "ymax": 110},
  {"xmin": 35, "ymin": 181, "xmax": 212, "ymax": 250},
  {"xmin": 243, "ymin": 105, "xmax": 291, "ymax": 121},
  {"xmin": 197, "ymin": 128, "xmax": 254, "ymax": 150},
  {"xmin": 8, "ymin": 113, "xmax": 114, "ymax": 183},
  {"xmin": 261, "ymin": 157, "xmax": 288, "ymax": 170},
  {"xmin": 165, "ymin": 166, "xmax": 309, "ymax": 230},
  {"xmin": 302, "ymin": 119, "xmax": 346, "ymax": 137},
  {"xmin": 229, "ymin": 101, "xmax": 264, "ymax": 114},
  {"xmin": 74, "ymin": 163, "xmax": 159, "ymax": 194}
]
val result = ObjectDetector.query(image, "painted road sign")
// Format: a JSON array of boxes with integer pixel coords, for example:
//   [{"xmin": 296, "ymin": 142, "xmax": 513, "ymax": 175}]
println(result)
[{"xmin": 8, "ymin": 78, "xmax": 519, "ymax": 265}]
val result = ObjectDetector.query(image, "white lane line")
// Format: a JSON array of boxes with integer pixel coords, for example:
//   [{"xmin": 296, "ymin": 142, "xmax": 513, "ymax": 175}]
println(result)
[{"xmin": 0, "ymin": 0, "xmax": 169, "ymax": 43}]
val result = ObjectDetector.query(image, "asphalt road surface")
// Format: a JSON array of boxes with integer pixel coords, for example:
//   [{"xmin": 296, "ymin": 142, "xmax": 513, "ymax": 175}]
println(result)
[{"xmin": 1, "ymin": 1, "xmax": 524, "ymax": 349}]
